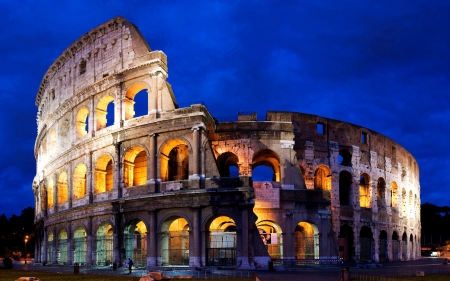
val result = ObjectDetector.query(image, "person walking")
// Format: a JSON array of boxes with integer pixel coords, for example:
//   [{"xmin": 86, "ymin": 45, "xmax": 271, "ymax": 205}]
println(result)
[{"xmin": 127, "ymin": 258, "xmax": 134, "ymax": 274}]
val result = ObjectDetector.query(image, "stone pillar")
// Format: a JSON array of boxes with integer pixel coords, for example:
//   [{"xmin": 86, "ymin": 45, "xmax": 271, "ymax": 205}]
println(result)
[
  {"xmin": 373, "ymin": 228, "xmax": 379, "ymax": 262},
  {"xmin": 190, "ymin": 207, "xmax": 201, "ymax": 267},
  {"xmin": 353, "ymin": 226, "xmax": 360, "ymax": 263},
  {"xmin": 284, "ymin": 212, "xmax": 294, "ymax": 259},
  {"xmin": 191, "ymin": 126, "xmax": 201, "ymax": 179},
  {"xmin": 116, "ymin": 83, "xmax": 124, "ymax": 127},
  {"xmin": 67, "ymin": 223, "xmax": 73, "ymax": 265},
  {"xmin": 42, "ymin": 229, "xmax": 48, "ymax": 264},
  {"xmin": 41, "ymin": 182, "xmax": 48, "ymax": 217},
  {"xmin": 148, "ymin": 210, "xmax": 157, "ymax": 267},
  {"xmin": 113, "ymin": 212, "xmax": 122, "ymax": 267},
  {"xmin": 114, "ymin": 142, "xmax": 122, "ymax": 198},
  {"xmin": 87, "ymin": 152, "xmax": 94, "ymax": 203},
  {"xmin": 52, "ymin": 227, "xmax": 58, "ymax": 264},
  {"xmin": 68, "ymin": 162, "xmax": 73, "ymax": 209},
  {"xmin": 86, "ymin": 216, "xmax": 93, "ymax": 265},
  {"xmin": 238, "ymin": 206, "xmax": 251, "ymax": 268},
  {"xmin": 90, "ymin": 96, "xmax": 95, "ymax": 137},
  {"xmin": 304, "ymin": 140, "xmax": 315, "ymax": 189},
  {"xmin": 53, "ymin": 173, "xmax": 58, "ymax": 214},
  {"xmin": 148, "ymin": 134, "xmax": 157, "ymax": 183}
]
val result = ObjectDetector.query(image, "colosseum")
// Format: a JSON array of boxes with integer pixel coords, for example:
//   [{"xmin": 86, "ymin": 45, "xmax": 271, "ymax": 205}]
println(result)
[{"xmin": 32, "ymin": 16, "xmax": 421, "ymax": 269}]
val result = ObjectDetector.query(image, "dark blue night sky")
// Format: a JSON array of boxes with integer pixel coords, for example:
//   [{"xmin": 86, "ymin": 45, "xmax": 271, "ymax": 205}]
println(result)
[{"xmin": 0, "ymin": 1, "xmax": 449, "ymax": 217}]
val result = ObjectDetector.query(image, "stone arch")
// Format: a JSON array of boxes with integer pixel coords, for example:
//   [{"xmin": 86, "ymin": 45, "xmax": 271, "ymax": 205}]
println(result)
[
  {"xmin": 376, "ymin": 177, "xmax": 386, "ymax": 208},
  {"xmin": 96, "ymin": 94, "xmax": 115, "ymax": 130},
  {"xmin": 339, "ymin": 171, "xmax": 352, "ymax": 206},
  {"xmin": 57, "ymin": 172, "xmax": 68, "ymax": 204},
  {"xmin": 338, "ymin": 149, "xmax": 352, "ymax": 166},
  {"xmin": 160, "ymin": 216, "xmax": 190, "ymax": 266},
  {"xmin": 338, "ymin": 224, "xmax": 353, "ymax": 262},
  {"xmin": 360, "ymin": 226, "xmax": 373, "ymax": 262},
  {"xmin": 379, "ymin": 230, "xmax": 388, "ymax": 261},
  {"xmin": 124, "ymin": 219, "xmax": 147, "ymax": 267},
  {"xmin": 124, "ymin": 82, "xmax": 150, "ymax": 120},
  {"xmin": 295, "ymin": 221, "xmax": 319, "ymax": 259},
  {"xmin": 75, "ymin": 107, "xmax": 89, "ymax": 139},
  {"xmin": 206, "ymin": 215, "xmax": 237, "ymax": 266},
  {"xmin": 314, "ymin": 165, "xmax": 331, "ymax": 190},
  {"xmin": 410, "ymin": 234, "xmax": 414, "ymax": 260},
  {"xmin": 96, "ymin": 221, "xmax": 114, "ymax": 266},
  {"xmin": 252, "ymin": 149, "xmax": 281, "ymax": 182},
  {"xmin": 256, "ymin": 220, "xmax": 283, "ymax": 259},
  {"xmin": 123, "ymin": 145, "xmax": 148, "ymax": 187},
  {"xmin": 160, "ymin": 138, "xmax": 190, "ymax": 181},
  {"xmin": 359, "ymin": 173, "xmax": 371, "ymax": 208},
  {"xmin": 73, "ymin": 225, "xmax": 87, "ymax": 264},
  {"xmin": 57, "ymin": 228, "xmax": 68, "ymax": 264},
  {"xmin": 217, "ymin": 152, "xmax": 240, "ymax": 178},
  {"xmin": 73, "ymin": 163, "xmax": 87, "ymax": 199},
  {"xmin": 391, "ymin": 181, "xmax": 398, "ymax": 208},
  {"xmin": 47, "ymin": 230, "xmax": 54, "ymax": 263},
  {"xmin": 95, "ymin": 154, "xmax": 114, "ymax": 193},
  {"xmin": 47, "ymin": 178, "xmax": 54, "ymax": 209},
  {"xmin": 49, "ymin": 130, "xmax": 57, "ymax": 155},
  {"xmin": 391, "ymin": 231, "xmax": 400, "ymax": 261},
  {"xmin": 401, "ymin": 188, "xmax": 407, "ymax": 217},
  {"xmin": 402, "ymin": 232, "xmax": 407, "ymax": 260}
]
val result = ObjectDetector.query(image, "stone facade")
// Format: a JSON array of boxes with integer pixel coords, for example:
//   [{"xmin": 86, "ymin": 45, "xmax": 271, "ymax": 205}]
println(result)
[{"xmin": 33, "ymin": 16, "xmax": 421, "ymax": 269}]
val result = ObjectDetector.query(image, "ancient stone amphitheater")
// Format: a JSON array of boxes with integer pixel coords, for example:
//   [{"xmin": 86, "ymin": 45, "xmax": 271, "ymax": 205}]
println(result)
[{"xmin": 33, "ymin": 16, "xmax": 421, "ymax": 269}]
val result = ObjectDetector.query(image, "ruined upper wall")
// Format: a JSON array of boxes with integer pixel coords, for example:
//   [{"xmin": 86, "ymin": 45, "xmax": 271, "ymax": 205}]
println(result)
[{"xmin": 35, "ymin": 16, "xmax": 152, "ymax": 110}]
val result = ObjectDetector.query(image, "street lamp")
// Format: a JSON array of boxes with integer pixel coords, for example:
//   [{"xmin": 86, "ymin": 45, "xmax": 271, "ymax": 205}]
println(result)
[{"xmin": 24, "ymin": 235, "xmax": 28, "ymax": 265}]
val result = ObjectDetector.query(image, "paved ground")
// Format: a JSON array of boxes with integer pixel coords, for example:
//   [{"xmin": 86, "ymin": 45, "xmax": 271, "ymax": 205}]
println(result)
[{"xmin": 11, "ymin": 257, "xmax": 450, "ymax": 281}]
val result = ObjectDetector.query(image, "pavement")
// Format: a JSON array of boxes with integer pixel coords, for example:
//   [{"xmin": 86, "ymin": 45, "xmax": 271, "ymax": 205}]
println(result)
[{"xmin": 10, "ymin": 257, "xmax": 450, "ymax": 281}]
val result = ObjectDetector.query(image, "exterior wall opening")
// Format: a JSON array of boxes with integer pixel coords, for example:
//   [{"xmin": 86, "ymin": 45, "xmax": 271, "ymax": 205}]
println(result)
[
  {"xmin": 402, "ymin": 188, "xmax": 407, "ymax": 217},
  {"xmin": 217, "ymin": 152, "xmax": 239, "ymax": 177},
  {"xmin": 359, "ymin": 173, "xmax": 371, "ymax": 208},
  {"xmin": 96, "ymin": 95, "xmax": 115, "ymax": 130},
  {"xmin": 314, "ymin": 166, "xmax": 330, "ymax": 190},
  {"xmin": 95, "ymin": 155, "xmax": 114, "ymax": 193},
  {"xmin": 391, "ymin": 182, "xmax": 398, "ymax": 208},
  {"xmin": 47, "ymin": 179, "xmax": 54, "ymax": 209},
  {"xmin": 73, "ymin": 226, "xmax": 87, "ymax": 264},
  {"xmin": 207, "ymin": 216, "xmax": 236, "ymax": 266},
  {"xmin": 257, "ymin": 220, "xmax": 283, "ymax": 259},
  {"xmin": 377, "ymin": 178, "xmax": 386, "ymax": 208},
  {"xmin": 96, "ymin": 222, "xmax": 113, "ymax": 266},
  {"xmin": 379, "ymin": 230, "xmax": 388, "ymax": 261},
  {"xmin": 47, "ymin": 231, "xmax": 54, "ymax": 263},
  {"xmin": 57, "ymin": 229, "xmax": 68, "ymax": 264},
  {"xmin": 359, "ymin": 226, "xmax": 373, "ymax": 262},
  {"xmin": 402, "ymin": 232, "xmax": 407, "ymax": 260},
  {"xmin": 73, "ymin": 164, "xmax": 87, "ymax": 199},
  {"xmin": 133, "ymin": 89, "xmax": 148, "ymax": 118},
  {"xmin": 339, "ymin": 171, "xmax": 352, "ymax": 206},
  {"xmin": 57, "ymin": 172, "xmax": 68, "ymax": 205},
  {"xmin": 252, "ymin": 149, "xmax": 280, "ymax": 182},
  {"xmin": 160, "ymin": 139, "xmax": 189, "ymax": 181},
  {"xmin": 124, "ymin": 146, "xmax": 147, "ymax": 187},
  {"xmin": 295, "ymin": 222, "xmax": 319, "ymax": 259},
  {"xmin": 125, "ymin": 83, "xmax": 149, "ymax": 120},
  {"xmin": 161, "ymin": 217, "xmax": 189, "ymax": 266},
  {"xmin": 76, "ymin": 107, "xmax": 89, "ymax": 139},
  {"xmin": 124, "ymin": 220, "xmax": 147, "ymax": 267},
  {"xmin": 338, "ymin": 149, "xmax": 352, "ymax": 166},
  {"xmin": 338, "ymin": 225, "xmax": 353, "ymax": 262},
  {"xmin": 391, "ymin": 231, "xmax": 399, "ymax": 261}
]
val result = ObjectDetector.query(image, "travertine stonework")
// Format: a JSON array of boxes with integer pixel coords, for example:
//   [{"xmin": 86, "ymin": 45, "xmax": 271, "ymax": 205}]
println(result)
[{"xmin": 33, "ymin": 16, "xmax": 420, "ymax": 268}]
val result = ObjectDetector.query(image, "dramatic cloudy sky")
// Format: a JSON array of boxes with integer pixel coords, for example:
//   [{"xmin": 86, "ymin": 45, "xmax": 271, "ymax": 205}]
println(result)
[{"xmin": 0, "ymin": 1, "xmax": 449, "ymax": 217}]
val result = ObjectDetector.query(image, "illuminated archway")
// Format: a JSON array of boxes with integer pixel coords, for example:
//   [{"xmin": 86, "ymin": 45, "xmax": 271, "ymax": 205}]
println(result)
[
  {"xmin": 76, "ymin": 107, "xmax": 89, "ymax": 139},
  {"xmin": 73, "ymin": 164, "xmax": 87, "ymax": 199},
  {"xmin": 47, "ymin": 231, "xmax": 54, "ymax": 263},
  {"xmin": 401, "ymin": 188, "xmax": 407, "ymax": 217},
  {"xmin": 314, "ymin": 166, "xmax": 330, "ymax": 190},
  {"xmin": 96, "ymin": 95, "xmax": 115, "ymax": 130},
  {"xmin": 359, "ymin": 173, "xmax": 371, "ymax": 208},
  {"xmin": 73, "ymin": 226, "xmax": 87, "ymax": 264},
  {"xmin": 160, "ymin": 139, "xmax": 189, "ymax": 181},
  {"xmin": 124, "ymin": 146, "xmax": 147, "ymax": 187},
  {"xmin": 161, "ymin": 217, "xmax": 190, "ymax": 265},
  {"xmin": 57, "ymin": 229, "xmax": 68, "ymax": 264},
  {"xmin": 391, "ymin": 182, "xmax": 398, "ymax": 208},
  {"xmin": 124, "ymin": 220, "xmax": 147, "ymax": 267},
  {"xmin": 47, "ymin": 178, "xmax": 54, "ymax": 209},
  {"xmin": 96, "ymin": 222, "xmax": 113, "ymax": 266},
  {"xmin": 257, "ymin": 220, "xmax": 283, "ymax": 259},
  {"xmin": 57, "ymin": 172, "xmax": 68, "ymax": 204},
  {"xmin": 207, "ymin": 216, "xmax": 236, "ymax": 266},
  {"xmin": 295, "ymin": 222, "xmax": 319, "ymax": 259},
  {"xmin": 376, "ymin": 178, "xmax": 386, "ymax": 208},
  {"xmin": 217, "ymin": 152, "xmax": 239, "ymax": 178},
  {"xmin": 125, "ymin": 83, "xmax": 149, "ymax": 120},
  {"xmin": 95, "ymin": 155, "xmax": 114, "ymax": 193},
  {"xmin": 252, "ymin": 149, "xmax": 280, "ymax": 182}
]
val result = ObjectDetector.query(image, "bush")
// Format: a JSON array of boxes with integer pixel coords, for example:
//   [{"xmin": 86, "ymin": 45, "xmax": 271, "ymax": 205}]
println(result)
[{"xmin": 3, "ymin": 257, "xmax": 13, "ymax": 269}]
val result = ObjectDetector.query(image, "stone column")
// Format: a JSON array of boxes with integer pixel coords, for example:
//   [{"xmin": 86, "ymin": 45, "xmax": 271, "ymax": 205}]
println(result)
[
  {"xmin": 116, "ymin": 83, "xmax": 124, "ymax": 127},
  {"xmin": 87, "ymin": 152, "xmax": 94, "ymax": 203},
  {"xmin": 353, "ymin": 226, "xmax": 360, "ymax": 263},
  {"xmin": 373, "ymin": 228, "xmax": 379, "ymax": 262},
  {"xmin": 113, "ymin": 212, "xmax": 122, "ymax": 267},
  {"xmin": 148, "ymin": 134, "xmax": 157, "ymax": 183},
  {"xmin": 67, "ymin": 223, "xmax": 73, "ymax": 265},
  {"xmin": 41, "ymin": 182, "xmax": 48, "ymax": 217},
  {"xmin": 52, "ymin": 227, "xmax": 58, "ymax": 264},
  {"xmin": 148, "ymin": 210, "xmax": 157, "ymax": 266},
  {"xmin": 53, "ymin": 173, "xmax": 58, "ymax": 214},
  {"xmin": 114, "ymin": 142, "xmax": 122, "ymax": 198},
  {"xmin": 42, "ymin": 229, "xmax": 48, "ymax": 264},
  {"xmin": 190, "ymin": 207, "xmax": 201, "ymax": 267},
  {"xmin": 191, "ymin": 126, "xmax": 201, "ymax": 179},
  {"xmin": 89, "ymin": 96, "xmax": 95, "ymax": 137},
  {"xmin": 238, "ymin": 206, "xmax": 251, "ymax": 268},
  {"xmin": 86, "ymin": 216, "xmax": 93, "ymax": 265},
  {"xmin": 284, "ymin": 212, "xmax": 294, "ymax": 259},
  {"xmin": 68, "ymin": 162, "xmax": 73, "ymax": 209}
]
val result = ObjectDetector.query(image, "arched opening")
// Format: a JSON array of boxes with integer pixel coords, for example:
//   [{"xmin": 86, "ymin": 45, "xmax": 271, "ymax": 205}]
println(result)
[
  {"xmin": 96, "ymin": 95, "xmax": 115, "ymax": 130},
  {"xmin": 339, "ymin": 171, "xmax": 352, "ymax": 206},
  {"xmin": 76, "ymin": 107, "xmax": 89, "ymax": 139},
  {"xmin": 161, "ymin": 217, "xmax": 190, "ymax": 265},
  {"xmin": 49, "ymin": 130, "xmax": 57, "ymax": 155},
  {"xmin": 295, "ymin": 222, "xmax": 319, "ymax": 259},
  {"xmin": 359, "ymin": 173, "xmax": 371, "ymax": 208},
  {"xmin": 401, "ymin": 188, "xmax": 407, "ymax": 217},
  {"xmin": 338, "ymin": 149, "xmax": 352, "ymax": 166},
  {"xmin": 96, "ymin": 222, "xmax": 113, "ymax": 266},
  {"xmin": 314, "ymin": 166, "xmax": 330, "ymax": 190},
  {"xmin": 391, "ymin": 182, "xmax": 398, "ymax": 208},
  {"xmin": 73, "ymin": 164, "xmax": 87, "ymax": 199},
  {"xmin": 360, "ymin": 226, "xmax": 373, "ymax": 262},
  {"xmin": 95, "ymin": 155, "xmax": 114, "ymax": 193},
  {"xmin": 47, "ymin": 179, "xmax": 54, "ymax": 209},
  {"xmin": 217, "ymin": 152, "xmax": 239, "ymax": 178},
  {"xmin": 377, "ymin": 178, "xmax": 386, "ymax": 208},
  {"xmin": 125, "ymin": 83, "xmax": 149, "ymax": 120},
  {"xmin": 391, "ymin": 231, "xmax": 399, "ymax": 261},
  {"xmin": 379, "ymin": 230, "xmax": 388, "ymax": 261},
  {"xmin": 124, "ymin": 220, "xmax": 147, "ymax": 267},
  {"xmin": 338, "ymin": 225, "xmax": 353, "ymax": 262},
  {"xmin": 160, "ymin": 139, "xmax": 189, "ymax": 181},
  {"xmin": 257, "ymin": 221, "xmax": 283, "ymax": 259},
  {"xmin": 57, "ymin": 172, "xmax": 68, "ymax": 205},
  {"xmin": 47, "ymin": 231, "xmax": 54, "ymax": 263},
  {"xmin": 402, "ymin": 232, "xmax": 407, "ymax": 260},
  {"xmin": 124, "ymin": 146, "xmax": 147, "ymax": 187},
  {"xmin": 410, "ymin": 234, "xmax": 414, "ymax": 260},
  {"xmin": 207, "ymin": 216, "xmax": 236, "ymax": 266},
  {"xmin": 252, "ymin": 149, "xmax": 280, "ymax": 182},
  {"xmin": 57, "ymin": 229, "xmax": 68, "ymax": 264},
  {"xmin": 73, "ymin": 226, "xmax": 87, "ymax": 264}
]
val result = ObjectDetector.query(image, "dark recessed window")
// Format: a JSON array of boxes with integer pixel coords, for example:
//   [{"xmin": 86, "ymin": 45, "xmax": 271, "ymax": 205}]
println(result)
[
  {"xmin": 51, "ymin": 89, "xmax": 55, "ymax": 100},
  {"xmin": 317, "ymin": 122, "xmax": 324, "ymax": 134},
  {"xmin": 361, "ymin": 132, "xmax": 368, "ymax": 144},
  {"xmin": 79, "ymin": 60, "xmax": 86, "ymax": 75}
]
